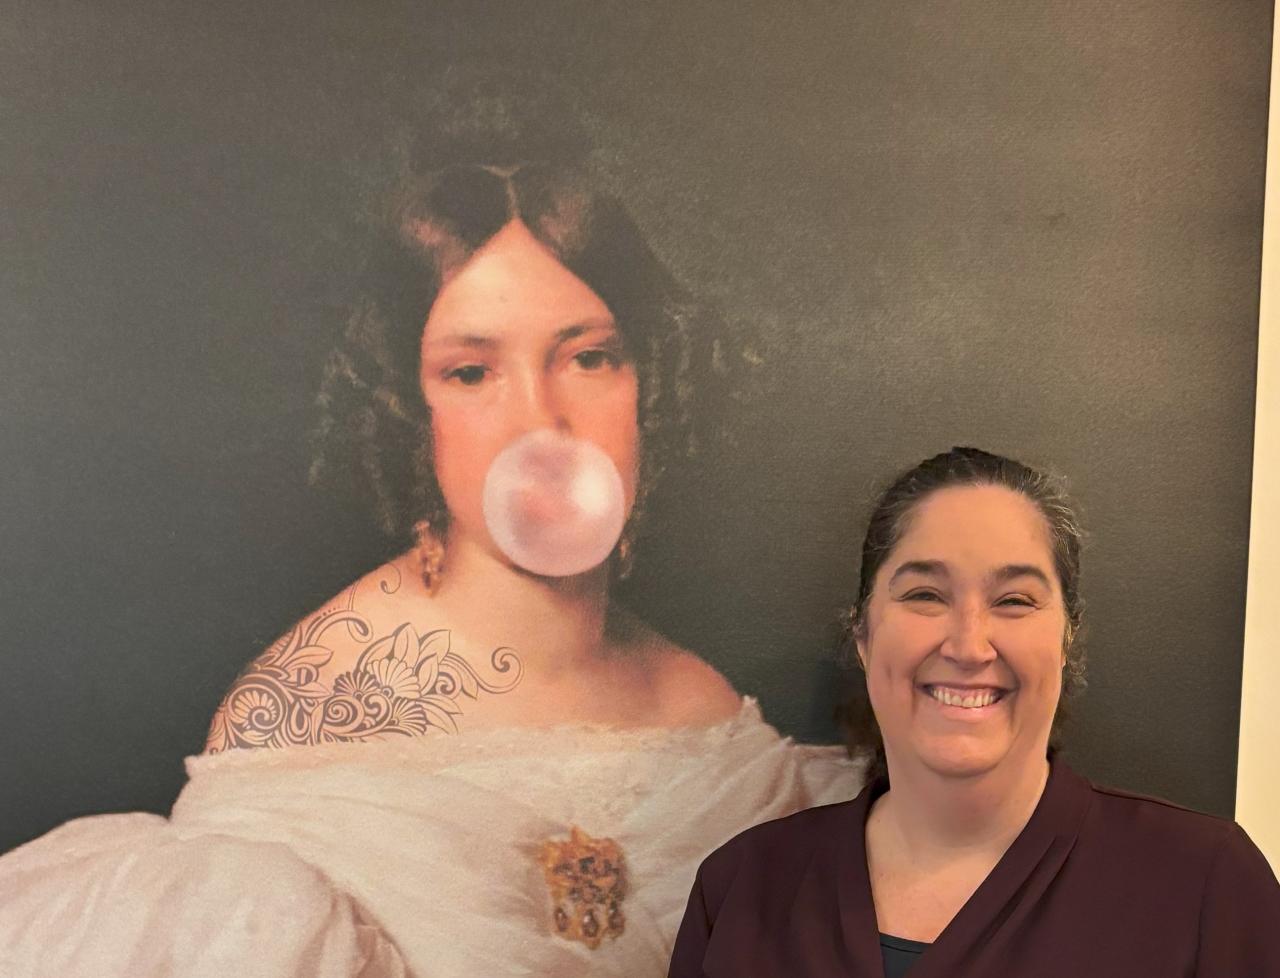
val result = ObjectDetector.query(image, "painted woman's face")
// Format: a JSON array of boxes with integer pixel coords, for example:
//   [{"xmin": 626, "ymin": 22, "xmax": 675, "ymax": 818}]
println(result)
[
  {"xmin": 419, "ymin": 220, "xmax": 640, "ymax": 565},
  {"xmin": 857, "ymin": 485, "xmax": 1068, "ymax": 781}
]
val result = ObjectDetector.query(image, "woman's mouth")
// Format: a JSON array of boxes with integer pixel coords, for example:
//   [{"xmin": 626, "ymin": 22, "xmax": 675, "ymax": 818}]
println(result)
[{"xmin": 920, "ymin": 684, "xmax": 1010, "ymax": 710}]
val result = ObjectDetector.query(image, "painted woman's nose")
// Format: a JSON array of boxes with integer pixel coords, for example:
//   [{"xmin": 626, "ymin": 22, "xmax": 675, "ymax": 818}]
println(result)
[{"xmin": 511, "ymin": 369, "xmax": 569, "ymax": 433}]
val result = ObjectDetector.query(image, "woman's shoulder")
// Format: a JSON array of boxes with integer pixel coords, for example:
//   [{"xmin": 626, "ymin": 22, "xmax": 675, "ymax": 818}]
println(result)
[
  {"xmin": 655, "ymin": 650, "xmax": 744, "ymax": 726},
  {"xmin": 1082, "ymin": 776, "xmax": 1244, "ymax": 853},
  {"xmin": 685, "ymin": 799, "xmax": 859, "ymax": 917},
  {"xmin": 203, "ymin": 554, "xmax": 439, "ymax": 754},
  {"xmin": 1079, "ymin": 776, "xmax": 1280, "ymax": 956},
  {"xmin": 1074, "ymin": 772, "xmax": 1278, "ymax": 897},
  {"xmin": 700, "ymin": 796, "xmax": 858, "ymax": 883},
  {"xmin": 612, "ymin": 612, "xmax": 743, "ymax": 726}
]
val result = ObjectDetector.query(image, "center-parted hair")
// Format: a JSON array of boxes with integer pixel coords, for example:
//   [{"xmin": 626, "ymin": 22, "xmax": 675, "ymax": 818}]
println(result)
[
  {"xmin": 838, "ymin": 446, "xmax": 1087, "ymax": 781},
  {"xmin": 310, "ymin": 87, "xmax": 735, "ymax": 558}
]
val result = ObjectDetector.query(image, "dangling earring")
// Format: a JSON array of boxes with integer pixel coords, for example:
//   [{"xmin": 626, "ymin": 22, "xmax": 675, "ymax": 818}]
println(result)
[{"xmin": 413, "ymin": 518, "xmax": 446, "ymax": 595}]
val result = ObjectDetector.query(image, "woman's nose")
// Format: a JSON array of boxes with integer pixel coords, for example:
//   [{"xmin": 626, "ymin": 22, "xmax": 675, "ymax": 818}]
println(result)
[
  {"xmin": 942, "ymin": 604, "xmax": 996, "ymax": 665},
  {"xmin": 511, "ymin": 368, "xmax": 569, "ymax": 433}
]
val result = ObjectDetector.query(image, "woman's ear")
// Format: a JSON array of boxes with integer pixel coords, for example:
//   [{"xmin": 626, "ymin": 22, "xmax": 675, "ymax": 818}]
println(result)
[{"xmin": 840, "ymin": 606, "xmax": 867, "ymax": 671}]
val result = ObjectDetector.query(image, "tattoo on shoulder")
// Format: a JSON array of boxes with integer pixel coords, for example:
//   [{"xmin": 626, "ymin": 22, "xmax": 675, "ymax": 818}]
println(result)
[{"xmin": 206, "ymin": 590, "xmax": 522, "ymax": 752}]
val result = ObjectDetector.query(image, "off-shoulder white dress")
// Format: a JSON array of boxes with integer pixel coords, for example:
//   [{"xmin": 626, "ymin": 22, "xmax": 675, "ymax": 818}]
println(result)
[{"xmin": 0, "ymin": 699, "xmax": 863, "ymax": 977}]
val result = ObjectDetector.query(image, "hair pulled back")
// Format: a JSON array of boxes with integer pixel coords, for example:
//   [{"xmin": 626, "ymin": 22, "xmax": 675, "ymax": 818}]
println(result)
[{"xmin": 838, "ymin": 446, "xmax": 1087, "ymax": 781}]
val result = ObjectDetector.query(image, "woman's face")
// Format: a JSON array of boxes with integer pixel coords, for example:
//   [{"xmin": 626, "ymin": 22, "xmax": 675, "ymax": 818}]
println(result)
[
  {"xmin": 857, "ymin": 484, "xmax": 1067, "ymax": 781},
  {"xmin": 419, "ymin": 220, "xmax": 640, "ymax": 565}
]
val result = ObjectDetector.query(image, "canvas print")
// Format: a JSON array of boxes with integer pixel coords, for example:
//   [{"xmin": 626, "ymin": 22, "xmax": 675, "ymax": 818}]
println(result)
[{"xmin": 0, "ymin": 1, "xmax": 1270, "ymax": 975}]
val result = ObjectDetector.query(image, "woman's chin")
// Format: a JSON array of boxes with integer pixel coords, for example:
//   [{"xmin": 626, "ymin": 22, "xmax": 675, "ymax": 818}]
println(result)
[{"xmin": 912, "ymin": 736, "xmax": 1011, "ymax": 780}]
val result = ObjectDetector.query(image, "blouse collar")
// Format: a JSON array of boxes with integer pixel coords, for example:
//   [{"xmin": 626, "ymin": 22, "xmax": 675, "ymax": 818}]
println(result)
[{"xmin": 834, "ymin": 755, "xmax": 1095, "ymax": 977}]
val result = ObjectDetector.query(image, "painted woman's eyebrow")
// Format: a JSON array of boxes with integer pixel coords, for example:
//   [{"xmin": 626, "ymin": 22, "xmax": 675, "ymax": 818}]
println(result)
[
  {"xmin": 425, "ymin": 333, "xmax": 499, "ymax": 350},
  {"xmin": 553, "ymin": 318, "xmax": 618, "ymax": 345},
  {"xmin": 545, "ymin": 320, "xmax": 625, "ymax": 368},
  {"xmin": 427, "ymin": 317, "xmax": 618, "ymax": 352}
]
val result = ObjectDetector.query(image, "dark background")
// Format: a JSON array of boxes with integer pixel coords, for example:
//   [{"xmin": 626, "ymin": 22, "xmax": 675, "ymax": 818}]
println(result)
[{"xmin": 0, "ymin": 0, "xmax": 1271, "ymax": 854}]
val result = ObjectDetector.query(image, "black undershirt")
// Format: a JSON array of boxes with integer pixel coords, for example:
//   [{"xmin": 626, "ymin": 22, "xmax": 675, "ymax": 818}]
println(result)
[{"xmin": 879, "ymin": 933, "xmax": 930, "ymax": 977}]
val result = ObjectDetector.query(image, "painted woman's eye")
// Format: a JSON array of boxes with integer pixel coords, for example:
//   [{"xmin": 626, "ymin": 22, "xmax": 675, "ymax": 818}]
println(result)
[
  {"xmin": 446, "ymin": 365, "xmax": 489, "ymax": 386},
  {"xmin": 572, "ymin": 348, "xmax": 617, "ymax": 371}
]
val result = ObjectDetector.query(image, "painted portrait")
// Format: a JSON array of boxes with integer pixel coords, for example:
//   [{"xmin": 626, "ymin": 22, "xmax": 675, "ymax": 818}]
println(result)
[
  {"xmin": 0, "ymin": 1, "xmax": 1271, "ymax": 975},
  {"xmin": 203, "ymin": 85, "xmax": 754, "ymax": 750}
]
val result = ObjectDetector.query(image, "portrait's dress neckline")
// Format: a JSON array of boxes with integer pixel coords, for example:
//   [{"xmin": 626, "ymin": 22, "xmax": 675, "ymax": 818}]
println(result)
[{"xmin": 185, "ymin": 694, "xmax": 770, "ymax": 776}]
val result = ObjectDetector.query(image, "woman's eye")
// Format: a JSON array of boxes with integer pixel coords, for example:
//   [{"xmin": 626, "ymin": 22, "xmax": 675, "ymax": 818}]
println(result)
[
  {"xmin": 996, "ymin": 595, "xmax": 1037, "ymax": 609},
  {"xmin": 445, "ymin": 365, "xmax": 489, "ymax": 386},
  {"xmin": 572, "ymin": 348, "xmax": 618, "ymax": 371},
  {"xmin": 903, "ymin": 590, "xmax": 943, "ymax": 603}
]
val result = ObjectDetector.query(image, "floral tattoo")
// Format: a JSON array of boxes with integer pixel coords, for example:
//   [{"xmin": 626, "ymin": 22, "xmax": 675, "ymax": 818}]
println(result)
[{"xmin": 206, "ymin": 597, "xmax": 522, "ymax": 752}]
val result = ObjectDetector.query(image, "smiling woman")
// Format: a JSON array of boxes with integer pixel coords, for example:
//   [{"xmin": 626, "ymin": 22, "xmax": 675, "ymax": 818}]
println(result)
[
  {"xmin": 840, "ymin": 447, "xmax": 1087, "ymax": 786},
  {"xmin": 669, "ymin": 448, "xmax": 1280, "ymax": 978},
  {"xmin": 859, "ymin": 487, "xmax": 1068, "ymax": 786}
]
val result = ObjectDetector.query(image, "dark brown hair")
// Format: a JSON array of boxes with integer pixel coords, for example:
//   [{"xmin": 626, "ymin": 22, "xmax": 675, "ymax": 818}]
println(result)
[
  {"xmin": 837, "ymin": 446, "xmax": 1087, "ymax": 780},
  {"xmin": 310, "ymin": 91, "xmax": 733, "ymax": 560}
]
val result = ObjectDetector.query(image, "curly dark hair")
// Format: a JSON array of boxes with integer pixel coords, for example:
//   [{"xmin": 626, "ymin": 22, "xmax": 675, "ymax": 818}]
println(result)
[
  {"xmin": 309, "ymin": 91, "xmax": 731, "ymax": 563},
  {"xmin": 837, "ymin": 446, "xmax": 1088, "ymax": 782}
]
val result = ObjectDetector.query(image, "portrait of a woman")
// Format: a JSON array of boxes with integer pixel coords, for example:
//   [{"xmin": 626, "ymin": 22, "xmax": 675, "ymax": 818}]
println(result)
[
  {"xmin": 205, "ymin": 146, "xmax": 747, "ymax": 749},
  {"xmin": 669, "ymin": 448, "xmax": 1280, "ymax": 977},
  {"xmin": 0, "ymin": 93, "xmax": 862, "ymax": 978}
]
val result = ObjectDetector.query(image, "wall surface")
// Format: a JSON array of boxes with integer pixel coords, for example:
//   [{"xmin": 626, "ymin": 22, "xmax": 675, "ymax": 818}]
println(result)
[{"xmin": 0, "ymin": 0, "xmax": 1271, "ymax": 854}]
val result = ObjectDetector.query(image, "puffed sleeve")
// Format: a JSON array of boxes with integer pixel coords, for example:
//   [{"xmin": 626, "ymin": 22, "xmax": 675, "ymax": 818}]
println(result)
[
  {"xmin": 668, "ymin": 865, "xmax": 714, "ymax": 978},
  {"xmin": 1194, "ymin": 823, "xmax": 1280, "ymax": 975},
  {"xmin": 0, "ymin": 813, "xmax": 406, "ymax": 978}
]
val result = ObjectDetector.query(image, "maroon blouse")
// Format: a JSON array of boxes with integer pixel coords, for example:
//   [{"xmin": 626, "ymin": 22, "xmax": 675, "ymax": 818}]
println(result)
[{"xmin": 668, "ymin": 759, "xmax": 1280, "ymax": 977}]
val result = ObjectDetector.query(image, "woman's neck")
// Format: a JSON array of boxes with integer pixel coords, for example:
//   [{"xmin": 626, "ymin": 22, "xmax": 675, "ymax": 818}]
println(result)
[
  {"xmin": 872, "ymin": 749, "xmax": 1051, "ymax": 868},
  {"xmin": 431, "ymin": 534, "xmax": 614, "ymax": 678}
]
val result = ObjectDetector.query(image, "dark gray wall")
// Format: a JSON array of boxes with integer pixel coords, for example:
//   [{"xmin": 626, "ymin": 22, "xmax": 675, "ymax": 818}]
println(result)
[{"xmin": 0, "ymin": 0, "xmax": 1270, "ymax": 853}]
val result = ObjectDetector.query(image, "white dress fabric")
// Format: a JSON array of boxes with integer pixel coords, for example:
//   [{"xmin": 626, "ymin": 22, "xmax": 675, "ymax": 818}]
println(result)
[{"xmin": 0, "ymin": 698, "xmax": 863, "ymax": 977}]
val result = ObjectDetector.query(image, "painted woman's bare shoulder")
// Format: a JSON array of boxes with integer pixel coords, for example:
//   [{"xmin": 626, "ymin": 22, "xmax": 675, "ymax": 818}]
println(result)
[
  {"xmin": 656, "ymin": 648, "xmax": 743, "ymax": 725},
  {"xmin": 202, "ymin": 553, "xmax": 482, "ymax": 753},
  {"xmin": 618, "ymin": 616, "xmax": 742, "ymax": 726}
]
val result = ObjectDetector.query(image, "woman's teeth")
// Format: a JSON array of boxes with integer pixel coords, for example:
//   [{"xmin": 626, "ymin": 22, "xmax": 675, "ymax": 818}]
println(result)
[{"xmin": 927, "ymin": 687, "xmax": 1004, "ymax": 709}]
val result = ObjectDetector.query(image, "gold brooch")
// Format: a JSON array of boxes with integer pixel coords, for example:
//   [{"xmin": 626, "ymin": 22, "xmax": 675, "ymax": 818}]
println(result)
[{"xmin": 537, "ymin": 826, "xmax": 628, "ymax": 949}]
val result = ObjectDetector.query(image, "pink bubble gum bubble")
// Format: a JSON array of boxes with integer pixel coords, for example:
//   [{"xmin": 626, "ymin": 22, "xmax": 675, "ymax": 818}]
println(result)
[{"xmin": 481, "ymin": 430, "xmax": 626, "ymax": 578}]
